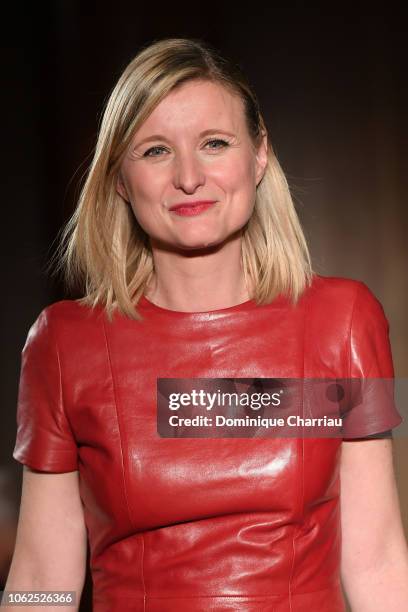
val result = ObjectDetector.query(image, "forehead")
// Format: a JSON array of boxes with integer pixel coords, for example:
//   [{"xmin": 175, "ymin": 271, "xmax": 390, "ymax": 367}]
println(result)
[{"xmin": 134, "ymin": 80, "xmax": 246, "ymax": 137}]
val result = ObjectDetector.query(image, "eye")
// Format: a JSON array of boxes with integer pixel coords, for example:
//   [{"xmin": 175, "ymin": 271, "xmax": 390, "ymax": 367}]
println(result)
[
  {"xmin": 143, "ymin": 145, "xmax": 168, "ymax": 158},
  {"xmin": 142, "ymin": 138, "xmax": 230, "ymax": 158},
  {"xmin": 204, "ymin": 138, "xmax": 230, "ymax": 150}
]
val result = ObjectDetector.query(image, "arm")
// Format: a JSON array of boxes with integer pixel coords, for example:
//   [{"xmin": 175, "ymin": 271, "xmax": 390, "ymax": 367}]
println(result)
[
  {"xmin": 3, "ymin": 467, "xmax": 87, "ymax": 611},
  {"xmin": 340, "ymin": 437, "xmax": 408, "ymax": 611}
]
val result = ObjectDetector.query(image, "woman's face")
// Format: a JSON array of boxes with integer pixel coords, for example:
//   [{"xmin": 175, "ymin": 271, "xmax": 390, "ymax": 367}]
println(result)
[{"xmin": 117, "ymin": 79, "xmax": 268, "ymax": 251}]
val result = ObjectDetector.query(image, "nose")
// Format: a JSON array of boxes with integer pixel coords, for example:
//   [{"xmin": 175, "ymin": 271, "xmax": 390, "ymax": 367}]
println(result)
[{"xmin": 172, "ymin": 150, "xmax": 205, "ymax": 193}]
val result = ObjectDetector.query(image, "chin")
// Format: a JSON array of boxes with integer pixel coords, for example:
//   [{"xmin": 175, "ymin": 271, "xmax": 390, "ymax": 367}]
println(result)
[
  {"xmin": 153, "ymin": 226, "xmax": 242, "ymax": 253},
  {"xmin": 170, "ymin": 232, "xmax": 231, "ymax": 252},
  {"xmin": 176, "ymin": 239, "xmax": 222, "ymax": 252}
]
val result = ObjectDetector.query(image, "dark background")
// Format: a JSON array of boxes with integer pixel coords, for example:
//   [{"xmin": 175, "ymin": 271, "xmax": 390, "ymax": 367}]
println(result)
[{"xmin": 2, "ymin": 4, "xmax": 407, "ymax": 610}]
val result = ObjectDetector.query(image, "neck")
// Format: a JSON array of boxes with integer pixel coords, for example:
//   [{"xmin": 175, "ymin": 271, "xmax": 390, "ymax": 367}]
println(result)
[{"xmin": 144, "ymin": 232, "xmax": 253, "ymax": 312}]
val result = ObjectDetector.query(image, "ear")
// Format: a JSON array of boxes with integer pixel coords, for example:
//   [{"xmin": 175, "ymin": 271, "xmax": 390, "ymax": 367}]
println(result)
[
  {"xmin": 116, "ymin": 173, "xmax": 129, "ymax": 202},
  {"xmin": 255, "ymin": 130, "xmax": 268, "ymax": 187}
]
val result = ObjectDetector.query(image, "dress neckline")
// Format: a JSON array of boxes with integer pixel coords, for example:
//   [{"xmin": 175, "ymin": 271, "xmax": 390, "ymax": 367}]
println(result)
[{"xmin": 138, "ymin": 294, "xmax": 258, "ymax": 316}]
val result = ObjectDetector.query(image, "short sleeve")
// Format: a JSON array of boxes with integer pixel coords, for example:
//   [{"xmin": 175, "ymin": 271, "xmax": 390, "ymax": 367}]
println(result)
[
  {"xmin": 12, "ymin": 306, "xmax": 78, "ymax": 472},
  {"xmin": 341, "ymin": 282, "xmax": 403, "ymax": 439}
]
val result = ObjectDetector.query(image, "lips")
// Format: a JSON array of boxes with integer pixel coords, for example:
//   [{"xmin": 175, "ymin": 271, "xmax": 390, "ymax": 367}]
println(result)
[
  {"xmin": 169, "ymin": 201, "xmax": 217, "ymax": 217},
  {"xmin": 169, "ymin": 200, "xmax": 216, "ymax": 211}
]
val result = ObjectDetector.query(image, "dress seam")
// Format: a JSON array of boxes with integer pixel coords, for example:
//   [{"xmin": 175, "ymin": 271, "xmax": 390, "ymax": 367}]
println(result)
[
  {"xmin": 288, "ymin": 290, "xmax": 308, "ymax": 610},
  {"xmin": 141, "ymin": 533, "xmax": 146, "ymax": 611},
  {"xmin": 102, "ymin": 316, "xmax": 136, "ymax": 533},
  {"xmin": 47, "ymin": 305, "xmax": 77, "ymax": 443}
]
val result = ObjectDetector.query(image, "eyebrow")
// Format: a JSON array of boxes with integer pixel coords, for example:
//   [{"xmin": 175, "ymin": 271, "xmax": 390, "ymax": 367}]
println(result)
[{"xmin": 134, "ymin": 129, "xmax": 236, "ymax": 147}]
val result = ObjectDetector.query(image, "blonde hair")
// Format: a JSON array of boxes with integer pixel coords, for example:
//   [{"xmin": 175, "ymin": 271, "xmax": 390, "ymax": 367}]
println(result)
[{"xmin": 49, "ymin": 37, "xmax": 314, "ymax": 321}]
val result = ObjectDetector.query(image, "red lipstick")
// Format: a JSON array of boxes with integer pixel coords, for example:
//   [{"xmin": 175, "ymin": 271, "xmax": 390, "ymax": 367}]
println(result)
[{"xmin": 169, "ymin": 200, "xmax": 216, "ymax": 216}]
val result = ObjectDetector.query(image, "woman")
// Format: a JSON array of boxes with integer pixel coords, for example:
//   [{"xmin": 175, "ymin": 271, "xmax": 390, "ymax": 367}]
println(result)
[{"xmin": 5, "ymin": 37, "xmax": 408, "ymax": 611}]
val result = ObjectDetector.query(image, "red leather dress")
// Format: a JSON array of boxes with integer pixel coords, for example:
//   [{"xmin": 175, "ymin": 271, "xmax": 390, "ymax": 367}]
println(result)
[{"xmin": 13, "ymin": 274, "xmax": 402, "ymax": 611}]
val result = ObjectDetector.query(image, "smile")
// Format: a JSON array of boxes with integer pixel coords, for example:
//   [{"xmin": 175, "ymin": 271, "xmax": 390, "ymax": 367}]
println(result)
[{"xmin": 169, "ymin": 202, "xmax": 217, "ymax": 217}]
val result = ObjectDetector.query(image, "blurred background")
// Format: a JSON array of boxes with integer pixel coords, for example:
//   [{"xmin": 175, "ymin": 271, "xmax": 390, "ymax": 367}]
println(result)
[{"xmin": 2, "ymin": 3, "xmax": 407, "ymax": 610}]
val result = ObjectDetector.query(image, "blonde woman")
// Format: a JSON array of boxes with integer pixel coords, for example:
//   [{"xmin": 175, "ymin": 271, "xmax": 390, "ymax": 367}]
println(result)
[{"xmin": 5, "ymin": 38, "xmax": 408, "ymax": 611}]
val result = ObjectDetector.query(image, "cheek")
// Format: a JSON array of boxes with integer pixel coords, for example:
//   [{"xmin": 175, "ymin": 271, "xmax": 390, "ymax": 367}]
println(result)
[
  {"xmin": 126, "ymin": 166, "xmax": 160, "ymax": 203},
  {"xmin": 214, "ymin": 154, "xmax": 255, "ymax": 194},
  {"xmin": 130, "ymin": 199, "xmax": 162, "ymax": 234},
  {"xmin": 124, "ymin": 169, "xmax": 165, "ymax": 223},
  {"xmin": 228, "ymin": 159, "xmax": 257, "ymax": 221},
  {"xmin": 220, "ymin": 161, "xmax": 256, "ymax": 218}
]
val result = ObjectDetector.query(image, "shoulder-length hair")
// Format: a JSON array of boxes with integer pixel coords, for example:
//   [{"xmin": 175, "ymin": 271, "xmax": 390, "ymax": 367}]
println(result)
[{"xmin": 50, "ymin": 37, "xmax": 313, "ymax": 321}]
